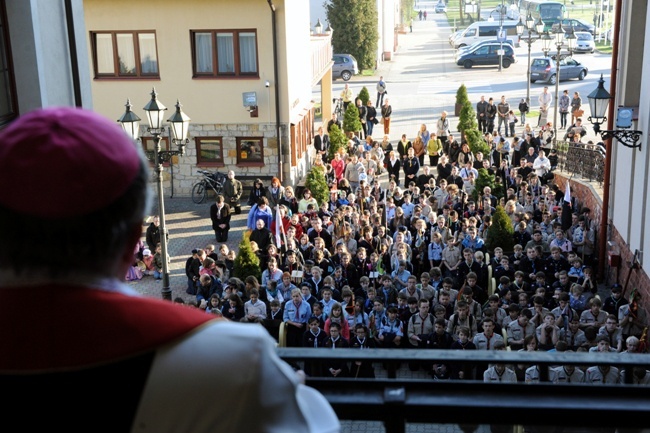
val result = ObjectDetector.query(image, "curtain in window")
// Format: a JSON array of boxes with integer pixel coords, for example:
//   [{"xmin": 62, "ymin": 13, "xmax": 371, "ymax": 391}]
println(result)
[
  {"xmin": 239, "ymin": 32, "xmax": 257, "ymax": 74},
  {"xmin": 95, "ymin": 33, "xmax": 115, "ymax": 74},
  {"xmin": 194, "ymin": 33, "xmax": 213, "ymax": 73},
  {"xmin": 217, "ymin": 33, "xmax": 234, "ymax": 74},
  {"xmin": 138, "ymin": 33, "xmax": 158, "ymax": 74},
  {"xmin": 116, "ymin": 34, "xmax": 136, "ymax": 74}
]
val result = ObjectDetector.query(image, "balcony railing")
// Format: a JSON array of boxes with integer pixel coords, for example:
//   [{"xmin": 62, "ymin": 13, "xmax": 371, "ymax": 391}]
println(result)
[
  {"xmin": 278, "ymin": 348, "xmax": 650, "ymax": 433},
  {"xmin": 311, "ymin": 34, "xmax": 333, "ymax": 87},
  {"xmin": 555, "ymin": 141, "xmax": 606, "ymax": 187}
]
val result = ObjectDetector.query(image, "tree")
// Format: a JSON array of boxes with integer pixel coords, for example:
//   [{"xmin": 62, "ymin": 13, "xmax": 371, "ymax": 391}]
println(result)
[
  {"xmin": 486, "ymin": 205, "xmax": 515, "ymax": 253},
  {"xmin": 473, "ymin": 168, "xmax": 496, "ymax": 202},
  {"xmin": 328, "ymin": 124, "xmax": 347, "ymax": 161},
  {"xmin": 465, "ymin": 128, "xmax": 490, "ymax": 158},
  {"xmin": 457, "ymin": 99, "xmax": 477, "ymax": 135},
  {"xmin": 305, "ymin": 165, "xmax": 329, "ymax": 206},
  {"xmin": 343, "ymin": 103, "xmax": 362, "ymax": 135},
  {"xmin": 233, "ymin": 231, "xmax": 261, "ymax": 281},
  {"xmin": 358, "ymin": 86, "xmax": 371, "ymax": 106},
  {"xmin": 456, "ymin": 83, "xmax": 469, "ymax": 106},
  {"xmin": 326, "ymin": 0, "xmax": 379, "ymax": 70}
]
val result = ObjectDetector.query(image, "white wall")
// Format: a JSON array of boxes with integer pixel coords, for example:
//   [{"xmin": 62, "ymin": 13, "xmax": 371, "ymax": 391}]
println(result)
[
  {"xmin": 610, "ymin": 0, "xmax": 650, "ymax": 271},
  {"xmin": 6, "ymin": 0, "xmax": 93, "ymax": 112}
]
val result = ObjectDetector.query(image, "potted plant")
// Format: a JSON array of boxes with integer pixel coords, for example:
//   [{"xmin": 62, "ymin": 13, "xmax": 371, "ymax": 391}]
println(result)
[
  {"xmin": 327, "ymin": 124, "xmax": 347, "ymax": 162},
  {"xmin": 305, "ymin": 165, "xmax": 330, "ymax": 206},
  {"xmin": 455, "ymin": 83, "xmax": 469, "ymax": 116},
  {"xmin": 486, "ymin": 205, "xmax": 515, "ymax": 253},
  {"xmin": 233, "ymin": 231, "xmax": 261, "ymax": 281}
]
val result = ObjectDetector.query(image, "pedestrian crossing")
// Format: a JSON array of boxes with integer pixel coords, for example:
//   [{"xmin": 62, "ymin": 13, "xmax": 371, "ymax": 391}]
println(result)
[{"xmin": 417, "ymin": 80, "xmax": 494, "ymax": 96}]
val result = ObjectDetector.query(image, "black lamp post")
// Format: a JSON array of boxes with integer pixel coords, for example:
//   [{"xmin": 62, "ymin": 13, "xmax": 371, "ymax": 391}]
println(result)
[
  {"xmin": 587, "ymin": 75, "xmax": 643, "ymax": 150},
  {"xmin": 517, "ymin": 15, "xmax": 545, "ymax": 105},
  {"xmin": 118, "ymin": 88, "xmax": 191, "ymax": 300}
]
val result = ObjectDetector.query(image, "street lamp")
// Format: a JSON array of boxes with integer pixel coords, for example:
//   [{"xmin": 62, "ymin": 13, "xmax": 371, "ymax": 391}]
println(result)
[
  {"xmin": 314, "ymin": 18, "xmax": 323, "ymax": 35},
  {"xmin": 517, "ymin": 14, "xmax": 545, "ymax": 105},
  {"xmin": 118, "ymin": 88, "xmax": 191, "ymax": 300},
  {"xmin": 551, "ymin": 22, "xmax": 565, "ymax": 145},
  {"xmin": 587, "ymin": 74, "xmax": 643, "ymax": 150},
  {"xmin": 498, "ymin": 0, "xmax": 505, "ymax": 72}
]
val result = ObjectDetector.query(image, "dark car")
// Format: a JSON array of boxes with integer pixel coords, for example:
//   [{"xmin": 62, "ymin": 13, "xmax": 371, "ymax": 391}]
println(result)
[
  {"xmin": 551, "ymin": 18, "xmax": 596, "ymax": 35},
  {"xmin": 456, "ymin": 43, "xmax": 516, "ymax": 69},
  {"xmin": 529, "ymin": 55, "xmax": 588, "ymax": 85}
]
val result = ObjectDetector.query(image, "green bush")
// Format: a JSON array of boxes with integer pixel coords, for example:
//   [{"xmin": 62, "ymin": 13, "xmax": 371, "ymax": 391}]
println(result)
[
  {"xmin": 465, "ymin": 129, "xmax": 490, "ymax": 156},
  {"xmin": 458, "ymin": 99, "xmax": 477, "ymax": 134},
  {"xmin": 328, "ymin": 124, "xmax": 347, "ymax": 161},
  {"xmin": 473, "ymin": 168, "xmax": 496, "ymax": 202},
  {"xmin": 305, "ymin": 165, "xmax": 330, "ymax": 206},
  {"xmin": 343, "ymin": 103, "xmax": 362, "ymax": 135},
  {"xmin": 486, "ymin": 205, "xmax": 514, "ymax": 253},
  {"xmin": 358, "ymin": 87, "xmax": 371, "ymax": 106},
  {"xmin": 233, "ymin": 231, "xmax": 261, "ymax": 281},
  {"xmin": 456, "ymin": 83, "xmax": 469, "ymax": 106}
]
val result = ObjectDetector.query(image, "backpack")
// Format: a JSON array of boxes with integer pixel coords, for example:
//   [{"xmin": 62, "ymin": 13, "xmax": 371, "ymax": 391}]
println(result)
[{"xmin": 410, "ymin": 312, "xmax": 435, "ymax": 329}]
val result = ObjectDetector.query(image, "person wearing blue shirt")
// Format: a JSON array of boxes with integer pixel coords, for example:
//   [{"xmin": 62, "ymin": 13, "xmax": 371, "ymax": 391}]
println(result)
[{"xmin": 283, "ymin": 288, "xmax": 312, "ymax": 347}]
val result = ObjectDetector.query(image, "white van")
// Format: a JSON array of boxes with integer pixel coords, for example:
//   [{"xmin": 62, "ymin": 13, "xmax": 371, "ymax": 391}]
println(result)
[{"xmin": 451, "ymin": 20, "xmax": 521, "ymax": 49}]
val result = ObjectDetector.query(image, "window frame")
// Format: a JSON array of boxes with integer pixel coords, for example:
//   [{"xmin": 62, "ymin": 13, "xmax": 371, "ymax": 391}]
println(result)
[
  {"xmin": 0, "ymin": 1, "xmax": 17, "ymax": 127},
  {"xmin": 90, "ymin": 30, "xmax": 160, "ymax": 79},
  {"xmin": 141, "ymin": 136, "xmax": 171, "ymax": 166},
  {"xmin": 190, "ymin": 29, "xmax": 259, "ymax": 79},
  {"xmin": 195, "ymin": 136, "xmax": 225, "ymax": 167},
  {"xmin": 236, "ymin": 137, "xmax": 264, "ymax": 167}
]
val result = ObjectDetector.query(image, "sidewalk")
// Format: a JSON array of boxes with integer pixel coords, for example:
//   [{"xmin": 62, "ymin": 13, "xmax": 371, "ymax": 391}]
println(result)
[{"xmin": 128, "ymin": 197, "xmax": 250, "ymax": 302}]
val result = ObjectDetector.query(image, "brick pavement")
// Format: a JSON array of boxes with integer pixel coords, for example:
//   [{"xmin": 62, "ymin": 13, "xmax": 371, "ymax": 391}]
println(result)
[{"xmin": 127, "ymin": 196, "xmax": 251, "ymax": 302}]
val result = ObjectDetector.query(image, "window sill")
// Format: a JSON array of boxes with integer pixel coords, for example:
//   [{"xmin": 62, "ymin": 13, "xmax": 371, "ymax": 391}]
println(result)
[
  {"xmin": 236, "ymin": 162, "xmax": 265, "ymax": 167},
  {"xmin": 192, "ymin": 75, "xmax": 260, "ymax": 80},
  {"xmin": 94, "ymin": 76, "xmax": 161, "ymax": 80}
]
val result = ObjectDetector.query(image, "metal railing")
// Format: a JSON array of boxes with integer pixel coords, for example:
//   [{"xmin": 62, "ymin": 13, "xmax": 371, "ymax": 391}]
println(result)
[
  {"xmin": 278, "ymin": 348, "xmax": 650, "ymax": 433},
  {"xmin": 555, "ymin": 140, "xmax": 606, "ymax": 186}
]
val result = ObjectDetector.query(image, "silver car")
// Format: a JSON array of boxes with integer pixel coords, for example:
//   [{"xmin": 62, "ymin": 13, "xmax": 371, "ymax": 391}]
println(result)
[
  {"xmin": 332, "ymin": 54, "xmax": 359, "ymax": 81},
  {"xmin": 573, "ymin": 31, "xmax": 595, "ymax": 54}
]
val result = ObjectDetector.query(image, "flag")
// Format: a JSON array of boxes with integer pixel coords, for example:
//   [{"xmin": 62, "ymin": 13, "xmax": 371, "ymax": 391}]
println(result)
[
  {"xmin": 561, "ymin": 180, "xmax": 573, "ymax": 232},
  {"xmin": 274, "ymin": 206, "xmax": 283, "ymax": 247}
]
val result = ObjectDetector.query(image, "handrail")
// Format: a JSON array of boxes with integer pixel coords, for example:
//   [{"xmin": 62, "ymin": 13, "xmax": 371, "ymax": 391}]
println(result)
[{"xmin": 278, "ymin": 348, "xmax": 650, "ymax": 433}]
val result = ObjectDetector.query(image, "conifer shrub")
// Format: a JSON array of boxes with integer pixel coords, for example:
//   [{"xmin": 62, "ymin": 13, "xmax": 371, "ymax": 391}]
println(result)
[{"xmin": 233, "ymin": 231, "xmax": 261, "ymax": 281}]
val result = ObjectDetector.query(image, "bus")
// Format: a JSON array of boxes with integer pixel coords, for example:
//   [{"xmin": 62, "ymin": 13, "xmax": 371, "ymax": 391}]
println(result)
[{"xmin": 520, "ymin": 0, "xmax": 566, "ymax": 32}]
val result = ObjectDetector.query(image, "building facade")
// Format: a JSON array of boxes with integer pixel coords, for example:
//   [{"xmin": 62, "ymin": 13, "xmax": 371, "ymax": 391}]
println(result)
[{"xmin": 84, "ymin": 0, "xmax": 330, "ymax": 193}]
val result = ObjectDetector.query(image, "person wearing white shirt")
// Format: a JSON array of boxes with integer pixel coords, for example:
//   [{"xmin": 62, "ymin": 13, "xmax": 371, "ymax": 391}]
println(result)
[{"xmin": 533, "ymin": 149, "xmax": 552, "ymax": 180}]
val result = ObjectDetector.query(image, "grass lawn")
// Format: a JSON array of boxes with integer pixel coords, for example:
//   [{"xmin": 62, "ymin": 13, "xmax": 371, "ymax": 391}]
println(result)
[
  {"xmin": 595, "ymin": 42, "xmax": 613, "ymax": 54},
  {"xmin": 361, "ymin": 69, "xmax": 375, "ymax": 76}
]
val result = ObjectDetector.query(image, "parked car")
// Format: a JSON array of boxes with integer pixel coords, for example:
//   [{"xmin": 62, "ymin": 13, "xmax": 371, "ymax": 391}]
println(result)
[
  {"xmin": 529, "ymin": 55, "xmax": 588, "ymax": 85},
  {"xmin": 551, "ymin": 18, "xmax": 596, "ymax": 35},
  {"xmin": 456, "ymin": 38, "xmax": 515, "ymax": 56},
  {"xmin": 435, "ymin": 1, "xmax": 447, "ymax": 13},
  {"xmin": 456, "ymin": 42, "xmax": 516, "ymax": 69},
  {"xmin": 573, "ymin": 31, "xmax": 595, "ymax": 53},
  {"xmin": 332, "ymin": 54, "xmax": 359, "ymax": 81}
]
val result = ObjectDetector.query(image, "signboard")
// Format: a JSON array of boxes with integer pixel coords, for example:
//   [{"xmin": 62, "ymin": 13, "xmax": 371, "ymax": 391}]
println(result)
[
  {"xmin": 242, "ymin": 91, "xmax": 257, "ymax": 107},
  {"xmin": 497, "ymin": 28, "xmax": 507, "ymax": 42}
]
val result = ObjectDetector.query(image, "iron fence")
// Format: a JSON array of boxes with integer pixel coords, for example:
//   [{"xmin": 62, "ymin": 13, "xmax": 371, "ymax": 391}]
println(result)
[
  {"xmin": 278, "ymin": 348, "xmax": 650, "ymax": 433},
  {"xmin": 554, "ymin": 141, "xmax": 605, "ymax": 186}
]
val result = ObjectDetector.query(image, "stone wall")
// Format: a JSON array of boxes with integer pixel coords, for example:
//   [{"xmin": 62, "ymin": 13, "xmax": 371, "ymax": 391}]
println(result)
[
  {"xmin": 149, "ymin": 123, "xmax": 289, "ymax": 197},
  {"xmin": 553, "ymin": 173, "xmax": 650, "ymax": 320}
]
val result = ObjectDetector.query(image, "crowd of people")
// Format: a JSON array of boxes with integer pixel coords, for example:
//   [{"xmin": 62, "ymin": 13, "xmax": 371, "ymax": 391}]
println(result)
[{"xmin": 174, "ymin": 95, "xmax": 648, "ymax": 384}]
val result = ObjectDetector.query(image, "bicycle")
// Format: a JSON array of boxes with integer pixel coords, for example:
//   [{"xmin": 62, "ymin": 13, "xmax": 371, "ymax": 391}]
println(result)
[
  {"xmin": 332, "ymin": 97, "xmax": 344, "ymax": 121},
  {"xmin": 191, "ymin": 169, "xmax": 226, "ymax": 204}
]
